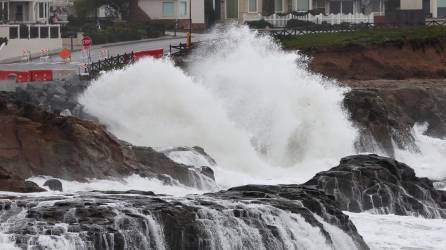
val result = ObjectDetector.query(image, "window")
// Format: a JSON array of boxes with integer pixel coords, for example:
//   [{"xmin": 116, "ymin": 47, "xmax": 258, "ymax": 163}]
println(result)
[
  {"xmin": 342, "ymin": 0, "xmax": 353, "ymax": 14},
  {"xmin": 295, "ymin": 0, "xmax": 309, "ymax": 11},
  {"xmin": 30, "ymin": 26, "xmax": 38, "ymax": 38},
  {"xmin": 19, "ymin": 25, "xmax": 28, "ymax": 39},
  {"xmin": 39, "ymin": 3, "xmax": 44, "ymax": 18},
  {"xmin": 249, "ymin": 0, "xmax": 257, "ymax": 12},
  {"xmin": 9, "ymin": 26, "xmax": 18, "ymax": 39},
  {"xmin": 179, "ymin": 1, "xmax": 187, "ymax": 16},
  {"xmin": 162, "ymin": 2, "xmax": 175, "ymax": 17},
  {"xmin": 50, "ymin": 26, "xmax": 59, "ymax": 38},
  {"xmin": 2, "ymin": 3, "xmax": 9, "ymax": 22},
  {"xmin": 274, "ymin": 0, "xmax": 283, "ymax": 12},
  {"xmin": 15, "ymin": 4, "xmax": 23, "ymax": 21},
  {"xmin": 313, "ymin": 0, "xmax": 325, "ymax": 13},
  {"xmin": 40, "ymin": 26, "xmax": 48, "ymax": 38}
]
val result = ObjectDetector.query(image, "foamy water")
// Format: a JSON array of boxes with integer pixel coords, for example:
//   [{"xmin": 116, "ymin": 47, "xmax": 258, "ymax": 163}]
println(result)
[
  {"xmin": 5, "ymin": 25, "xmax": 446, "ymax": 250},
  {"xmin": 395, "ymin": 123, "xmax": 446, "ymax": 181},
  {"xmin": 347, "ymin": 212, "xmax": 446, "ymax": 250},
  {"xmin": 79, "ymin": 26, "xmax": 358, "ymax": 187},
  {"xmin": 27, "ymin": 175, "xmax": 205, "ymax": 196}
]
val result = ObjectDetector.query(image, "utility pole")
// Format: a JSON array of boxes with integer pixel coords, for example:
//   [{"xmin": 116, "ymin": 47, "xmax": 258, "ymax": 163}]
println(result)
[{"xmin": 188, "ymin": 0, "xmax": 192, "ymax": 46}]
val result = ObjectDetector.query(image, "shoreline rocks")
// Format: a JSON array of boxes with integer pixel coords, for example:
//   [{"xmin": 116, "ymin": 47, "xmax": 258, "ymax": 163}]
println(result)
[
  {"xmin": 43, "ymin": 179, "xmax": 63, "ymax": 192},
  {"xmin": 304, "ymin": 154, "xmax": 446, "ymax": 218},
  {"xmin": 0, "ymin": 186, "xmax": 369, "ymax": 250},
  {"xmin": 343, "ymin": 80, "xmax": 446, "ymax": 156},
  {"xmin": 0, "ymin": 92, "xmax": 216, "ymax": 192}
]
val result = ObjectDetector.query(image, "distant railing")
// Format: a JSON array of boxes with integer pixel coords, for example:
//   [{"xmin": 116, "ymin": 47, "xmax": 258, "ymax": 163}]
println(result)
[{"xmin": 262, "ymin": 13, "xmax": 375, "ymax": 27}]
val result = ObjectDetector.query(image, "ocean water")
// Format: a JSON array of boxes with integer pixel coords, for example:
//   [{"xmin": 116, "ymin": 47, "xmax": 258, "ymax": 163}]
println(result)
[{"xmin": 17, "ymin": 25, "xmax": 444, "ymax": 249}]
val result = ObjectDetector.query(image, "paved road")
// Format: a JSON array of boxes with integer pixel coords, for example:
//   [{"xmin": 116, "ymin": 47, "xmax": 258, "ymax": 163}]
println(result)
[{"xmin": 0, "ymin": 33, "xmax": 208, "ymax": 71}]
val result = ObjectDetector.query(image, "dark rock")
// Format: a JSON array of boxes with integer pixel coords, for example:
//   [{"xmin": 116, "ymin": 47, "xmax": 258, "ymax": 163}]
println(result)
[
  {"xmin": 23, "ymin": 181, "xmax": 46, "ymax": 193},
  {"xmin": 0, "ymin": 185, "xmax": 369, "ymax": 250},
  {"xmin": 344, "ymin": 83, "xmax": 446, "ymax": 156},
  {"xmin": 304, "ymin": 154, "xmax": 446, "ymax": 218},
  {"xmin": 0, "ymin": 93, "xmax": 216, "ymax": 192},
  {"xmin": 43, "ymin": 179, "xmax": 63, "ymax": 192},
  {"xmin": 199, "ymin": 166, "xmax": 215, "ymax": 180}
]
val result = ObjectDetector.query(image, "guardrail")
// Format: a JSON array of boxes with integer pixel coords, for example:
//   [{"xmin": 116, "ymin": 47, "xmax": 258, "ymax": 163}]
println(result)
[
  {"xmin": 84, "ymin": 48, "xmax": 165, "ymax": 78},
  {"xmin": 263, "ymin": 13, "xmax": 376, "ymax": 27},
  {"xmin": 259, "ymin": 23, "xmax": 374, "ymax": 38},
  {"xmin": 258, "ymin": 20, "xmax": 446, "ymax": 39}
]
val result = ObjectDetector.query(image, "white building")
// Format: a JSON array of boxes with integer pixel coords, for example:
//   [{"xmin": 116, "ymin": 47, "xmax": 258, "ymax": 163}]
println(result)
[
  {"xmin": 0, "ymin": 0, "xmax": 52, "ymax": 23},
  {"xmin": 0, "ymin": 0, "xmax": 62, "ymax": 63},
  {"xmin": 234, "ymin": 0, "xmax": 438, "ymax": 25}
]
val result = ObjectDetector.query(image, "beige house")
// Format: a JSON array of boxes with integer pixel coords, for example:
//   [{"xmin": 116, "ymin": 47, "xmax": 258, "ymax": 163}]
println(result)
[{"xmin": 135, "ymin": 0, "xmax": 208, "ymax": 30}]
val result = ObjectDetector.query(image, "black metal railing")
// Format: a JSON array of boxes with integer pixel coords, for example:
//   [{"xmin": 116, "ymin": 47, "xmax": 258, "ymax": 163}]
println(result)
[
  {"xmin": 259, "ymin": 19, "xmax": 446, "ymax": 39},
  {"xmin": 86, "ymin": 52, "xmax": 134, "ymax": 77}
]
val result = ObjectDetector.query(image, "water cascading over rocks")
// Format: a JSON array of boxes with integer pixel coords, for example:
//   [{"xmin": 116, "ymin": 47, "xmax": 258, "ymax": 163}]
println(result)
[{"xmin": 0, "ymin": 185, "xmax": 369, "ymax": 250}]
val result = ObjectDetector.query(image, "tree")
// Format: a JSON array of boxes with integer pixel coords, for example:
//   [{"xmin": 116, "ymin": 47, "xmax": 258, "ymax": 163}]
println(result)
[
  {"xmin": 73, "ymin": 0, "xmax": 130, "ymax": 20},
  {"xmin": 73, "ymin": 0, "xmax": 99, "ymax": 19}
]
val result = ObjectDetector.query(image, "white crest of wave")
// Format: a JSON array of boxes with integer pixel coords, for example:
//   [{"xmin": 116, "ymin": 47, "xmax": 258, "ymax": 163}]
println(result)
[
  {"xmin": 79, "ymin": 26, "xmax": 357, "ymax": 186},
  {"xmin": 27, "ymin": 175, "xmax": 204, "ymax": 196},
  {"xmin": 395, "ymin": 123, "xmax": 446, "ymax": 181}
]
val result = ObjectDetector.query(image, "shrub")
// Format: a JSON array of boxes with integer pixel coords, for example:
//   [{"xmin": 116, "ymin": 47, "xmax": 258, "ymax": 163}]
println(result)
[
  {"xmin": 286, "ymin": 19, "xmax": 313, "ymax": 28},
  {"xmin": 245, "ymin": 19, "xmax": 273, "ymax": 29}
]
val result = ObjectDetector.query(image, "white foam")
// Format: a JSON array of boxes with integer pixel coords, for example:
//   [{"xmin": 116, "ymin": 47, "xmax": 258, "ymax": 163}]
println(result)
[
  {"xmin": 27, "ymin": 175, "xmax": 206, "ymax": 196},
  {"xmin": 79, "ymin": 26, "xmax": 357, "ymax": 187},
  {"xmin": 395, "ymin": 123, "xmax": 446, "ymax": 181},
  {"xmin": 347, "ymin": 212, "xmax": 446, "ymax": 250}
]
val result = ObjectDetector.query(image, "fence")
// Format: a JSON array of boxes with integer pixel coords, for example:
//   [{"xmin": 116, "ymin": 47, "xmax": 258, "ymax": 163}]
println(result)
[
  {"xmin": 1, "ymin": 24, "xmax": 61, "ymax": 40},
  {"xmin": 262, "ymin": 13, "xmax": 375, "ymax": 27}
]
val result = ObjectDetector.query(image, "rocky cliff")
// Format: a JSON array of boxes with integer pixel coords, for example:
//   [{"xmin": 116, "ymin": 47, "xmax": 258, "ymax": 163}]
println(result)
[
  {"xmin": 343, "ymin": 79, "xmax": 446, "ymax": 156},
  {"xmin": 0, "ymin": 92, "xmax": 215, "ymax": 192},
  {"xmin": 307, "ymin": 45, "xmax": 446, "ymax": 81}
]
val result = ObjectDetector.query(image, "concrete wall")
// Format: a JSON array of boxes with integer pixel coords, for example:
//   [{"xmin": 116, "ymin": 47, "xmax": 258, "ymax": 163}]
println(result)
[
  {"xmin": 138, "ymin": 0, "xmax": 205, "ymax": 24},
  {"xmin": 0, "ymin": 80, "xmax": 16, "ymax": 92},
  {"xmin": 0, "ymin": 26, "xmax": 62, "ymax": 63}
]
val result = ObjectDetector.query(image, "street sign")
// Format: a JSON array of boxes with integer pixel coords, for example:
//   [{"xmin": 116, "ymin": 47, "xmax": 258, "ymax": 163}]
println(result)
[
  {"xmin": 59, "ymin": 48, "xmax": 71, "ymax": 60},
  {"xmin": 82, "ymin": 36, "xmax": 92, "ymax": 49}
]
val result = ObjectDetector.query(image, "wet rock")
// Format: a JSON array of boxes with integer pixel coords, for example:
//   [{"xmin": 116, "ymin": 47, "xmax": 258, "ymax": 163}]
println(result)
[
  {"xmin": 162, "ymin": 146, "xmax": 217, "ymax": 167},
  {"xmin": 43, "ymin": 179, "xmax": 63, "ymax": 192},
  {"xmin": 304, "ymin": 154, "xmax": 446, "ymax": 218},
  {"xmin": 0, "ymin": 93, "xmax": 216, "ymax": 192},
  {"xmin": 344, "ymin": 82, "xmax": 446, "ymax": 156},
  {"xmin": 23, "ymin": 181, "xmax": 46, "ymax": 193},
  {"xmin": 15, "ymin": 76, "xmax": 90, "ymax": 119},
  {"xmin": 0, "ymin": 185, "xmax": 369, "ymax": 250},
  {"xmin": 199, "ymin": 166, "xmax": 215, "ymax": 180}
]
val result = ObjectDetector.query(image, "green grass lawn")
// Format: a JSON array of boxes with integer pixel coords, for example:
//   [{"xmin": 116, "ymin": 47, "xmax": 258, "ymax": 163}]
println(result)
[{"xmin": 280, "ymin": 26, "xmax": 446, "ymax": 50}]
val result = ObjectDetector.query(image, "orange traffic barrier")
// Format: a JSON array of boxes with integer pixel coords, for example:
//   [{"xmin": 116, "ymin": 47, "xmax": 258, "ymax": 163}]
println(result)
[
  {"xmin": 133, "ymin": 48, "xmax": 164, "ymax": 61},
  {"xmin": 30, "ymin": 69, "xmax": 53, "ymax": 81}
]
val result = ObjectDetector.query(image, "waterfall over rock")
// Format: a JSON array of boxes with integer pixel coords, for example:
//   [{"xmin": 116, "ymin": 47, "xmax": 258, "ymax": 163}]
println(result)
[{"xmin": 0, "ymin": 185, "xmax": 369, "ymax": 250}]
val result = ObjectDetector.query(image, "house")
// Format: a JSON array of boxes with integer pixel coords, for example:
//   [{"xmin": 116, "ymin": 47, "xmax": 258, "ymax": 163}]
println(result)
[
  {"xmin": 439, "ymin": 0, "xmax": 446, "ymax": 16},
  {"xmin": 0, "ymin": 0, "xmax": 62, "ymax": 63},
  {"xmin": 0, "ymin": 0, "xmax": 52, "ymax": 23},
  {"xmin": 133, "ymin": 0, "xmax": 217, "ymax": 30},
  {"xmin": 223, "ymin": 0, "xmax": 438, "ymax": 25},
  {"xmin": 50, "ymin": 0, "xmax": 74, "ymax": 24}
]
